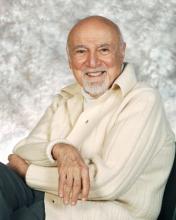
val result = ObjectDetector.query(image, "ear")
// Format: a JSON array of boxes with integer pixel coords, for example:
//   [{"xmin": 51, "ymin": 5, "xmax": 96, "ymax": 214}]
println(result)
[
  {"xmin": 66, "ymin": 47, "xmax": 72, "ymax": 69},
  {"xmin": 119, "ymin": 42, "xmax": 126, "ymax": 62},
  {"xmin": 68, "ymin": 58, "xmax": 72, "ymax": 69}
]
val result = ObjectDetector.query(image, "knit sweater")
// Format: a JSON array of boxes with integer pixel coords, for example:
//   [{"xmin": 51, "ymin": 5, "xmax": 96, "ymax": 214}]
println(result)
[{"xmin": 13, "ymin": 63, "xmax": 175, "ymax": 220}]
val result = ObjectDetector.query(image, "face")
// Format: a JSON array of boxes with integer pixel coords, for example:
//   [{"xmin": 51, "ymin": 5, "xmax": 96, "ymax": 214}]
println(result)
[{"xmin": 67, "ymin": 20, "xmax": 126, "ymax": 97}]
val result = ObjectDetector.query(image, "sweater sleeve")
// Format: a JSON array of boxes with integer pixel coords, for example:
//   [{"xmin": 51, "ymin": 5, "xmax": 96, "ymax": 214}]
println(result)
[
  {"xmin": 87, "ymin": 90, "xmax": 175, "ymax": 200},
  {"xmin": 25, "ymin": 159, "xmax": 95, "ymax": 195},
  {"xmin": 13, "ymin": 95, "xmax": 64, "ymax": 166},
  {"xmin": 26, "ymin": 164, "xmax": 59, "ymax": 195}
]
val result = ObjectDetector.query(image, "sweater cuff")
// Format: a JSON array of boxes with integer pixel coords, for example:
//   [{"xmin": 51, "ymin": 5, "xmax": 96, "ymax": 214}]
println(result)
[
  {"xmin": 25, "ymin": 164, "xmax": 41, "ymax": 189},
  {"xmin": 25, "ymin": 164, "xmax": 58, "ymax": 195},
  {"xmin": 46, "ymin": 139, "xmax": 74, "ymax": 163}
]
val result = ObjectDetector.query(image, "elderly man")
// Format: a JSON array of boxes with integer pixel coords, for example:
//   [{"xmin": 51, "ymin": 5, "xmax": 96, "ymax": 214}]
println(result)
[{"xmin": 0, "ymin": 15, "xmax": 175, "ymax": 220}]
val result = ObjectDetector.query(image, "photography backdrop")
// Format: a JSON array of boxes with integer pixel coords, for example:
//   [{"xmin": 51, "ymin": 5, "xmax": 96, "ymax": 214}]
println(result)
[{"xmin": 0, "ymin": 0, "xmax": 175, "ymax": 163}]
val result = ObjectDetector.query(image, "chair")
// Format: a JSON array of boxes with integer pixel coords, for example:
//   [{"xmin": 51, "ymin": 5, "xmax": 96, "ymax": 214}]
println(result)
[{"xmin": 157, "ymin": 144, "xmax": 176, "ymax": 220}]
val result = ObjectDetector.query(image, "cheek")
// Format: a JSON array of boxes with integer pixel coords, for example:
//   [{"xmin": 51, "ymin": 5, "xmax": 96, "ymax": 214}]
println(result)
[
  {"xmin": 72, "ymin": 70, "xmax": 84, "ymax": 86},
  {"xmin": 70, "ymin": 57, "xmax": 86, "ymax": 70},
  {"xmin": 103, "ymin": 60, "xmax": 117, "ymax": 69},
  {"xmin": 103, "ymin": 56, "xmax": 121, "ymax": 80},
  {"xmin": 102, "ymin": 54, "xmax": 118, "ymax": 68}
]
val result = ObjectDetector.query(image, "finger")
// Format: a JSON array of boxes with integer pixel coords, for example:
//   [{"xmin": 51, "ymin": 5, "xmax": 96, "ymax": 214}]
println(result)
[
  {"xmin": 63, "ymin": 172, "xmax": 73, "ymax": 205},
  {"xmin": 81, "ymin": 166, "xmax": 90, "ymax": 200},
  {"xmin": 71, "ymin": 175, "xmax": 81, "ymax": 205},
  {"xmin": 58, "ymin": 167, "xmax": 66, "ymax": 198}
]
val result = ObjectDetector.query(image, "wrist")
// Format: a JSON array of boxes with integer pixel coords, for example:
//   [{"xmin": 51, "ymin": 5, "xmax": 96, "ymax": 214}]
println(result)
[{"xmin": 52, "ymin": 143, "xmax": 64, "ymax": 160}]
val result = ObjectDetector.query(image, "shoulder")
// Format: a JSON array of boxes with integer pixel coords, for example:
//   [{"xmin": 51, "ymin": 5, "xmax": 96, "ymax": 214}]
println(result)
[
  {"xmin": 122, "ymin": 82, "xmax": 163, "ymax": 114},
  {"xmin": 49, "ymin": 82, "xmax": 82, "ymax": 110},
  {"xmin": 58, "ymin": 82, "xmax": 81, "ymax": 99},
  {"xmin": 128, "ymin": 82, "xmax": 161, "ymax": 104}
]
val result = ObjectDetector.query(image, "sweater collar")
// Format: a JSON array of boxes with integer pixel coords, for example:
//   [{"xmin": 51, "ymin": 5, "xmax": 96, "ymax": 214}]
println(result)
[{"xmin": 112, "ymin": 63, "xmax": 137, "ymax": 97}]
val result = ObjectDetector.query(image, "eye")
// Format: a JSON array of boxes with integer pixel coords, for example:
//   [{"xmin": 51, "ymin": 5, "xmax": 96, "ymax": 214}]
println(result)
[
  {"xmin": 99, "ymin": 47, "xmax": 110, "ymax": 54},
  {"xmin": 75, "ymin": 49, "xmax": 86, "ymax": 54}
]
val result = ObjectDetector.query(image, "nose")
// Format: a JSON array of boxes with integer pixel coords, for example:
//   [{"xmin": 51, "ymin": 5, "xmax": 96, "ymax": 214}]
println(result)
[{"xmin": 86, "ymin": 52, "xmax": 100, "ymax": 68}]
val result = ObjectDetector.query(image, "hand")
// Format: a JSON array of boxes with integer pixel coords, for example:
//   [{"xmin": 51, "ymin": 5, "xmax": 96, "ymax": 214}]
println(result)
[
  {"xmin": 8, "ymin": 154, "xmax": 29, "ymax": 178},
  {"xmin": 52, "ymin": 143, "xmax": 90, "ymax": 206}
]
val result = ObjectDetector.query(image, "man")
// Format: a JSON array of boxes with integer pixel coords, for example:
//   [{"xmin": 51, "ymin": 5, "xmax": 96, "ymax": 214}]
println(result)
[{"xmin": 0, "ymin": 15, "xmax": 175, "ymax": 220}]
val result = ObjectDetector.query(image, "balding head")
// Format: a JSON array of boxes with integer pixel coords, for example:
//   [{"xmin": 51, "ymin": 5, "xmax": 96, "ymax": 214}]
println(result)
[{"xmin": 67, "ymin": 15, "xmax": 124, "ymax": 50}]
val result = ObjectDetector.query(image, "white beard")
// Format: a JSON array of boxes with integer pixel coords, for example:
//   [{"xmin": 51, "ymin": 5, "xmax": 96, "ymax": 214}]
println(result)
[{"xmin": 82, "ymin": 73, "xmax": 110, "ymax": 97}]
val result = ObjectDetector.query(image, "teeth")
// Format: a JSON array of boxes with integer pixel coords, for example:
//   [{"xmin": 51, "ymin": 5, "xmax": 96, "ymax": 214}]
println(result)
[
  {"xmin": 88, "ymin": 73, "xmax": 101, "ymax": 76},
  {"xmin": 86, "ymin": 71, "xmax": 106, "ymax": 76}
]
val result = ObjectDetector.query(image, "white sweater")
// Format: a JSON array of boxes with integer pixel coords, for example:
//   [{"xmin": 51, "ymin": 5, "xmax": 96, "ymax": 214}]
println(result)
[{"xmin": 13, "ymin": 64, "xmax": 175, "ymax": 220}]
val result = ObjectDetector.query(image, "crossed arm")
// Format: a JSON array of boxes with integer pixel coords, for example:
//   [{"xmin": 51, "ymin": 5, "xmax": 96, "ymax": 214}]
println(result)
[{"xmin": 8, "ymin": 143, "xmax": 90, "ymax": 206}]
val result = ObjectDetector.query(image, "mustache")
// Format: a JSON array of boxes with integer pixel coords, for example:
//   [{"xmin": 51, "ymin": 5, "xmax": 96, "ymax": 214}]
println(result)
[{"xmin": 82, "ymin": 68, "xmax": 107, "ymax": 75}]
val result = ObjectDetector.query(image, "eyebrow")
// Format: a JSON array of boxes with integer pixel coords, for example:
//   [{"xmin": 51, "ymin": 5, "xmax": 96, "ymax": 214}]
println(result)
[
  {"xmin": 98, "ymin": 43, "xmax": 111, "ymax": 47},
  {"xmin": 72, "ymin": 45, "xmax": 87, "ymax": 50},
  {"xmin": 72, "ymin": 43, "xmax": 111, "ymax": 50}
]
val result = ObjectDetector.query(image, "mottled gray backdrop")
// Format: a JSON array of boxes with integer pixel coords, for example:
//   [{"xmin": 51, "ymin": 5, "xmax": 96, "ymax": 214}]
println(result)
[{"xmin": 0, "ymin": 0, "xmax": 175, "ymax": 162}]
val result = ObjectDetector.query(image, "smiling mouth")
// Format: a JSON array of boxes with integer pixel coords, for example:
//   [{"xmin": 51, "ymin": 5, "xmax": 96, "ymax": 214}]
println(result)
[{"xmin": 85, "ymin": 71, "xmax": 106, "ymax": 77}]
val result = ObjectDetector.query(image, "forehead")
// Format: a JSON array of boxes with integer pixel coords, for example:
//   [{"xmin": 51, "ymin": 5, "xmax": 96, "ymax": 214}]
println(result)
[{"xmin": 68, "ymin": 21, "xmax": 119, "ymax": 48}]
